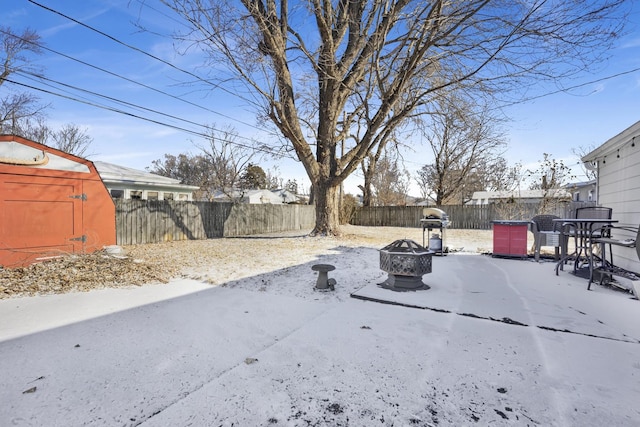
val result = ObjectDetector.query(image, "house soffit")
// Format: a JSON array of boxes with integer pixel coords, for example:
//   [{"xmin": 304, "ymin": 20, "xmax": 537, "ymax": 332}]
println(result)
[{"xmin": 582, "ymin": 120, "xmax": 640, "ymax": 162}]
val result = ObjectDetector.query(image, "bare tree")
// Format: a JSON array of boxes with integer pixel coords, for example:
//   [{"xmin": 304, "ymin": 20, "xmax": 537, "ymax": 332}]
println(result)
[
  {"xmin": 350, "ymin": 69, "xmax": 415, "ymax": 207},
  {"xmin": 527, "ymin": 153, "xmax": 574, "ymax": 213},
  {"xmin": 0, "ymin": 93, "xmax": 48, "ymax": 136},
  {"xmin": 265, "ymin": 166, "xmax": 283, "ymax": 190},
  {"xmin": 368, "ymin": 149, "xmax": 410, "ymax": 206},
  {"xmin": 196, "ymin": 125, "xmax": 257, "ymax": 198},
  {"xmin": 358, "ymin": 151, "xmax": 379, "ymax": 207},
  {"xmin": 358, "ymin": 138, "xmax": 391, "ymax": 207},
  {"xmin": 572, "ymin": 145, "xmax": 598, "ymax": 181},
  {"xmin": 415, "ymin": 165, "xmax": 432, "ymax": 203},
  {"xmin": 418, "ymin": 95, "xmax": 507, "ymax": 205},
  {"xmin": 0, "ymin": 27, "xmax": 48, "ymax": 134},
  {"xmin": 12, "ymin": 114, "xmax": 49, "ymax": 144},
  {"xmin": 157, "ymin": 0, "xmax": 628, "ymax": 234},
  {"xmin": 150, "ymin": 153, "xmax": 207, "ymax": 183},
  {"xmin": 150, "ymin": 126, "xmax": 258, "ymax": 200},
  {"xmin": 149, "ymin": 152, "xmax": 213, "ymax": 199},
  {"xmin": 527, "ymin": 153, "xmax": 574, "ymax": 191},
  {"xmin": 10, "ymin": 118, "xmax": 93, "ymax": 158},
  {"xmin": 50, "ymin": 123, "xmax": 93, "ymax": 157},
  {"xmin": 475, "ymin": 157, "xmax": 523, "ymax": 193}
]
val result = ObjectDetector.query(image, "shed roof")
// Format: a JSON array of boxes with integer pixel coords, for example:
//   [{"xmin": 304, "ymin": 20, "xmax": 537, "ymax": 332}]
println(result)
[{"xmin": 1, "ymin": 135, "xmax": 92, "ymax": 174}]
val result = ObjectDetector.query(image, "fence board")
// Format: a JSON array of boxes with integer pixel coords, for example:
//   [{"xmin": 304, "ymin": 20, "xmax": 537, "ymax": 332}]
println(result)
[
  {"xmin": 115, "ymin": 200, "xmax": 597, "ymax": 245},
  {"xmin": 350, "ymin": 202, "xmax": 596, "ymax": 230},
  {"xmin": 114, "ymin": 200, "xmax": 316, "ymax": 245}
]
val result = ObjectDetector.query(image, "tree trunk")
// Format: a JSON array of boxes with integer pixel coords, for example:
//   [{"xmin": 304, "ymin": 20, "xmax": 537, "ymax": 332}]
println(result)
[
  {"xmin": 311, "ymin": 181, "xmax": 340, "ymax": 235},
  {"xmin": 359, "ymin": 154, "xmax": 377, "ymax": 207},
  {"xmin": 358, "ymin": 184, "xmax": 373, "ymax": 207},
  {"xmin": 361, "ymin": 172, "xmax": 373, "ymax": 207}
]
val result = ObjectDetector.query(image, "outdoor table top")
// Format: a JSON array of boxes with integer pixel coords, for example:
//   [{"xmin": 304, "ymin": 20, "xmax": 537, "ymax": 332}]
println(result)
[{"xmin": 552, "ymin": 218, "xmax": 618, "ymax": 224}]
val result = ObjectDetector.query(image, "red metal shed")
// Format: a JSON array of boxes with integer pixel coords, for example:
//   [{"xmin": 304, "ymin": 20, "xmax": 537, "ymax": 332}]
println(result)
[{"xmin": 0, "ymin": 135, "xmax": 116, "ymax": 267}]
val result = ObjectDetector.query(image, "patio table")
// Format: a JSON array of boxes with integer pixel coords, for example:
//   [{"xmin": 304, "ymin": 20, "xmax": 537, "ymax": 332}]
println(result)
[{"xmin": 553, "ymin": 218, "xmax": 618, "ymax": 283}]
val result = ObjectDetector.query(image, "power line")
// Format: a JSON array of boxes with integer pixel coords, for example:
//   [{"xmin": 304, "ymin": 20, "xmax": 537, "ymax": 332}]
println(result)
[
  {"xmin": 0, "ymin": 18, "xmax": 294, "ymax": 158},
  {"xmin": 499, "ymin": 66, "xmax": 640, "ymax": 109},
  {"xmin": 5, "ymin": 78, "xmax": 295, "ymax": 159},
  {"xmin": 130, "ymin": 0, "xmax": 191, "ymax": 31},
  {"xmin": 0, "ymin": 27, "xmax": 278, "ymax": 138},
  {"xmin": 20, "ymin": 0, "xmax": 640, "ymax": 170},
  {"xmin": 7, "ymin": 78, "xmax": 203, "ymax": 135},
  {"xmin": 27, "ymin": 0, "xmax": 254, "ymax": 103},
  {"xmin": 15, "ymin": 70, "xmax": 264, "ymax": 146},
  {"xmin": 21, "ymin": 1, "xmax": 288, "ymax": 142}
]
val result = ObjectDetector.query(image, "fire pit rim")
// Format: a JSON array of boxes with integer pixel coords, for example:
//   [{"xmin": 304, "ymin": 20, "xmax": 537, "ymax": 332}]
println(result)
[{"xmin": 379, "ymin": 239, "xmax": 431, "ymax": 254}]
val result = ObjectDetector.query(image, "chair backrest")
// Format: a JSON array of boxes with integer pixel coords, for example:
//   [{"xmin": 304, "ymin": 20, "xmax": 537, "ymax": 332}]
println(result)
[
  {"xmin": 575, "ymin": 206, "xmax": 612, "ymax": 220},
  {"xmin": 575, "ymin": 207, "xmax": 613, "ymax": 235},
  {"xmin": 531, "ymin": 214, "xmax": 560, "ymax": 232}
]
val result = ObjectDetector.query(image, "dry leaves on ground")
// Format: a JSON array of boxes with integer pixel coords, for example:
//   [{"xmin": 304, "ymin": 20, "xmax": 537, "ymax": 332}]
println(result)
[
  {"xmin": 0, "ymin": 226, "xmax": 498, "ymax": 300},
  {"xmin": 0, "ymin": 250, "xmax": 180, "ymax": 299}
]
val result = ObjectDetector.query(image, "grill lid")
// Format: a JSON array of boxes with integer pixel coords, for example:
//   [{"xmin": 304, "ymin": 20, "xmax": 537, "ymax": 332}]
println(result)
[
  {"xmin": 421, "ymin": 207, "xmax": 450, "ymax": 228},
  {"xmin": 422, "ymin": 207, "xmax": 448, "ymax": 220}
]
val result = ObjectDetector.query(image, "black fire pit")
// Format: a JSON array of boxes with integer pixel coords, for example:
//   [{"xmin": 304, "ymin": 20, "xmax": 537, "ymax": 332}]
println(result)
[{"xmin": 379, "ymin": 239, "xmax": 432, "ymax": 291}]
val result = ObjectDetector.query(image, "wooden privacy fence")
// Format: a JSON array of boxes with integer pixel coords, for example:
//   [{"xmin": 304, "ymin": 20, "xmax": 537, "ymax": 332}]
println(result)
[
  {"xmin": 114, "ymin": 200, "xmax": 597, "ymax": 245},
  {"xmin": 350, "ymin": 202, "xmax": 595, "ymax": 230},
  {"xmin": 115, "ymin": 200, "xmax": 316, "ymax": 245},
  {"xmin": 349, "ymin": 205, "xmax": 493, "ymax": 229}
]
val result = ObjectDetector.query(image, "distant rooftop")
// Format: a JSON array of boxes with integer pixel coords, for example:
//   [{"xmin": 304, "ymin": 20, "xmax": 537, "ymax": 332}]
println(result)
[{"xmin": 93, "ymin": 161, "xmax": 184, "ymax": 186}]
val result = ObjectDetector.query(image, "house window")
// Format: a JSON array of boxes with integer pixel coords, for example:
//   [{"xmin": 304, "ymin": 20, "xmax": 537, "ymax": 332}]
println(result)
[
  {"xmin": 178, "ymin": 193, "xmax": 188, "ymax": 200},
  {"xmin": 574, "ymin": 192, "xmax": 580, "ymax": 202},
  {"xmin": 164, "ymin": 192, "xmax": 174, "ymax": 200},
  {"xmin": 130, "ymin": 190, "xmax": 142, "ymax": 200},
  {"xmin": 588, "ymin": 190, "xmax": 593, "ymax": 201},
  {"xmin": 147, "ymin": 191, "xmax": 159, "ymax": 201},
  {"xmin": 110, "ymin": 189, "xmax": 124, "ymax": 199}
]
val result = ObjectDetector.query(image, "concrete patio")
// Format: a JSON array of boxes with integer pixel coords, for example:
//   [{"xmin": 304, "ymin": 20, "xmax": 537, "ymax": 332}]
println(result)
[{"xmin": 1, "ymin": 249, "xmax": 639, "ymax": 426}]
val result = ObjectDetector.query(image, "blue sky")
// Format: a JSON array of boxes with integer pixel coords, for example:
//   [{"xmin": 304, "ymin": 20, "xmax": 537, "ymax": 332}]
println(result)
[{"xmin": 4, "ymin": 0, "xmax": 640, "ymax": 196}]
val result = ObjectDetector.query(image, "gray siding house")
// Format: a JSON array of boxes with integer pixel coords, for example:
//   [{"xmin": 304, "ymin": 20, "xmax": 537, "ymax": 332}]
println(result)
[
  {"xmin": 582, "ymin": 120, "xmax": 640, "ymax": 274},
  {"xmin": 565, "ymin": 180, "xmax": 597, "ymax": 203}
]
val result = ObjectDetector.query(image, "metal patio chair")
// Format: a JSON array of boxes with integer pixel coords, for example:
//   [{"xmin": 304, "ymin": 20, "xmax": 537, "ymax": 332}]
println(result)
[
  {"xmin": 530, "ymin": 214, "xmax": 561, "ymax": 261},
  {"xmin": 559, "ymin": 206, "xmax": 613, "ymax": 269},
  {"xmin": 575, "ymin": 206, "xmax": 613, "ymax": 237}
]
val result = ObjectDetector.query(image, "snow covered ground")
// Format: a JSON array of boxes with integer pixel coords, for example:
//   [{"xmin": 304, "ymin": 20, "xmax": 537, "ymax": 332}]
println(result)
[{"xmin": 1, "ymin": 235, "xmax": 639, "ymax": 426}]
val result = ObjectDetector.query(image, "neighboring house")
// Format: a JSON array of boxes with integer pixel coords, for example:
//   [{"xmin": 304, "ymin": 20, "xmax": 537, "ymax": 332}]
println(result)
[
  {"xmin": 212, "ymin": 188, "xmax": 306, "ymax": 204},
  {"xmin": 582, "ymin": 119, "xmax": 640, "ymax": 274},
  {"xmin": 564, "ymin": 180, "xmax": 597, "ymax": 203},
  {"xmin": 468, "ymin": 189, "xmax": 572, "ymax": 205},
  {"xmin": 272, "ymin": 188, "xmax": 302, "ymax": 204},
  {"xmin": 94, "ymin": 161, "xmax": 200, "ymax": 201},
  {"xmin": 211, "ymin": 188, "xmax": 286, "ymax": 204}
]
